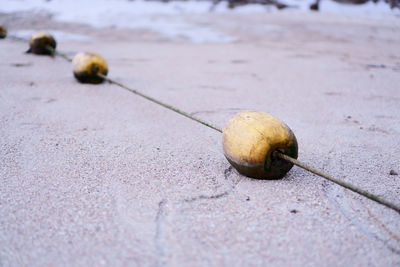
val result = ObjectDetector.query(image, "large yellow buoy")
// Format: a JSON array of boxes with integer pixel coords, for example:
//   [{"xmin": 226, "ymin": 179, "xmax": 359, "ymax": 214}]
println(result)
[
  {"xmin": 72, "ymin": 52, "xmax": 108, "ymax": 84},
  {"xmin": 0, "ymin": 26, "xmax": 7, "ymax": 39},
  {"xmin": 223, "ymin": 111, "xmax": 298, "ymax": 179},
  {"xmin": 27, "ymin": 31, "xmax": 56, "ymax": 55}
]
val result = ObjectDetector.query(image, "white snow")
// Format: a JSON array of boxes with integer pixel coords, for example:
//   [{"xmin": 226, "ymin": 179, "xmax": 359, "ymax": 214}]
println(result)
[
  {"xmin": 1, "ymin": 0, "xmax": 241, "ymax": 43},
  {"xmin": 1, "ymin": 0, "xmax": 398, "ymax": 43},
  {"xmin": 12, "ymin": 29, "xmax": 92, "ymax": 42},
  {"xmin": 318, "ymin": 0, "xmax": 398, "ymax": 15}
]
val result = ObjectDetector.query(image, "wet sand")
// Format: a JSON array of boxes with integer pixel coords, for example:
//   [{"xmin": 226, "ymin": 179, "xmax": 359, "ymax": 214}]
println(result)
[{"xmin": 1, "ymin": 10, "xmax": 400, "ymax": 266}]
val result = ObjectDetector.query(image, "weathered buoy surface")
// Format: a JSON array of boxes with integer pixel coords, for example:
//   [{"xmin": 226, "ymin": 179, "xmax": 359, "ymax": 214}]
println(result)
[
  {"xmin": 0, "ymin": 26, "xmax": 7, "ymax": 39},
  {"xmin": 223, "ymin": 111, "xmax": 298, "ymax": 179},
  {"xmin": 72, "ymin": 52, "xmax": 108, "ymax": 84},
  {"xmin": 28, "ymin": 31, "xmax": 56, "ymax": 55}
]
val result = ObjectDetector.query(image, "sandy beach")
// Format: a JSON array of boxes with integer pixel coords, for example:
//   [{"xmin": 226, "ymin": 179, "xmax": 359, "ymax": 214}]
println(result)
[{"xmin": 1, "ymin": 3, "xmax": 400, "ymax": 266}]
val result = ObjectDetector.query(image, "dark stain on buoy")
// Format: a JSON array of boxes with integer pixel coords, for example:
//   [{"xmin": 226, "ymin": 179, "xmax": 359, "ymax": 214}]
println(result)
[
  {"xmin": 72, "ymin": 52, "xmax": 108, "ymax": 84},
  {"xmin": 27, "ymin": 31, "xmax": 56, "ymax": 55},
  {"xmin": 0, "ymin": 26, "xmax": 7, "ymax": 39}
]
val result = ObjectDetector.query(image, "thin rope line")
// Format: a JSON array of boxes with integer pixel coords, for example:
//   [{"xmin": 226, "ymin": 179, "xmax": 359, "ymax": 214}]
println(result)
[
  {"xmin": 274, "ymin": 151, "xmax": 400, "ymax": 213},
  {"xmin": 46, "ymin": 45, "xmax": 72, "ymax": 62},
  {"xmin": 97, "ymin": 73, "xmax": 223, "ymax": 133},
  {"xmin": 8, "ymin": 35, "xmax": 397, "ymax": 213},
  {"xmin": 43, "ymin": 44, "xmax": 221, "ymax": 132},
  {"xmin": 8, "ymin": 35, "xmax": 28, "ymax": 42}
]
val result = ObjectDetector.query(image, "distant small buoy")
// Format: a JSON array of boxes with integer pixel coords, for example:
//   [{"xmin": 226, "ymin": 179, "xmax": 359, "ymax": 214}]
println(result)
[
  {"xmin": 0, "ymin": 26, "xmax": 7, "ymax": 39},
  {"xmin": 72, "ymin": 52, "xmax": 108, "ymax": 84},
  {"xmin": 27, "ymin": 31, "xmax": 56, "ymax": 55},
  {"xmin": 223, "ymin": 111, "xmax": 298, "ymax": 179}
]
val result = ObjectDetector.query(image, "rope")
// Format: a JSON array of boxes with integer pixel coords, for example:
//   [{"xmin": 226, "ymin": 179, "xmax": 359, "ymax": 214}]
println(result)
[
  {"xmin": 97, "ymin": 74, "xmax": 223, "ymax": 133},
  {"xmin": 6, "ymin": 34, "xmax": 399, "ymax": 213},
  {"xmin": 7, "ymin": 35, "xmax": 28, "ymax": 42},
  {"xmin": 46, "ymin": 45, "xmax": 72, "ymax": 62},
  {"xmin": 274, "ymin": 152, "xmax": 400, "ymax": 213}
]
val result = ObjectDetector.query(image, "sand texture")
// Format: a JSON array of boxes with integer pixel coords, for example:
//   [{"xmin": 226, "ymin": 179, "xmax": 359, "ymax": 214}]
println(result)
[{"xmin": 1, "ymin": 9, "xmax": 400, "ymax": 267}]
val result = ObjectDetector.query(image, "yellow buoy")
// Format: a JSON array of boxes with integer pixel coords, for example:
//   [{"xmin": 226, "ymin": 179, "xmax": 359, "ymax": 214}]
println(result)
[
  {"xmin": 223, "ymin": 111, "xmax": 298, "ymax": 179},
  {"xmin": 0, "ymin": 26, "xmax": 7, "ymax": 39},
  {"xmin": 72, "ymin": 52, "xmax": 108, "ymax": 84},
  {"xmin": 27, "ymin": 31, "xmax": 56, "ymax": 55}
]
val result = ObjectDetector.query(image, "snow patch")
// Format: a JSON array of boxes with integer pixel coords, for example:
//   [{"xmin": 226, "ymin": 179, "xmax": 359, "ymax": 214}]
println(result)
[
  {"xmin": 13, "ymin": 29, "xmax": 92, "ymax": 42},
  {"xmin": 1, "ymin": 0, "xmax": 398, "ymax": 43}
]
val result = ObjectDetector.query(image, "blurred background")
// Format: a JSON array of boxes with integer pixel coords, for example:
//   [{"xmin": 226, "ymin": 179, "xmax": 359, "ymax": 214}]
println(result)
[{"xmin": 1, "ymin": 0, "xmax": 399, "ymax": 44}]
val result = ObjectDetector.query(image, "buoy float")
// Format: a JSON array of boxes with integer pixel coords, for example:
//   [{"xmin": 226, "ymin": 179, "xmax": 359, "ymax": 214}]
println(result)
[
  {"xmin": 72, "ymin": 52, "xmax": 108, "ymax": 84},
  {"xmin": 0, "ymin": 26, "xmax": 7, "ymax": 39},
  {"xmin": 223, "ymin": 111, "xmax": 298, "ymax": 179},
  {"xmin": 27, "ymin": 30, "xmax": 56, "ymax": 55}
]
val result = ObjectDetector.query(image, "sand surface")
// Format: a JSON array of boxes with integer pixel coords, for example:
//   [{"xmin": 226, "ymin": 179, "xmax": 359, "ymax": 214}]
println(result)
[{"xmin": 1, "ymin": 8, "xmax": 400, "ymax": 267}]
